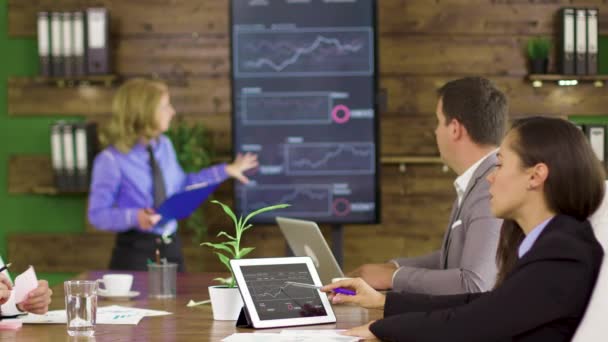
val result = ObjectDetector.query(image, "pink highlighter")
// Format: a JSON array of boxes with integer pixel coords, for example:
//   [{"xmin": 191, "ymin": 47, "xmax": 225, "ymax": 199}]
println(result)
[{"xmin": 285, "ymin": 281, "xmax": 356, "ymax": 296}]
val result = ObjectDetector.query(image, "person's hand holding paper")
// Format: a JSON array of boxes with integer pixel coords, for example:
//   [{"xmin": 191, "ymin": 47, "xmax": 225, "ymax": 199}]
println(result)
[
  {"xmin": 0, "ymin": 274, "xmax": 12, "ymax": 305},
  {"xmin": 13, "ymin": 266, "xmax": 52, "ymax": 314}
]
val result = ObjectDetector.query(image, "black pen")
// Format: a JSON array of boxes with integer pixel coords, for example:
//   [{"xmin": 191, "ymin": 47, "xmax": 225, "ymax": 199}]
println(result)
[{"xmin": 0, "ymin": 263, "xmax": 12, "ymax": 273}]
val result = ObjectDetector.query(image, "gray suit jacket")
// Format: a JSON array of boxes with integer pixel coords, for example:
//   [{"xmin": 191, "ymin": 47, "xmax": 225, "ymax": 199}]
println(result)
[{"xmin": 391, "ymin": 153, "xmax": 502, "ymax": 295}]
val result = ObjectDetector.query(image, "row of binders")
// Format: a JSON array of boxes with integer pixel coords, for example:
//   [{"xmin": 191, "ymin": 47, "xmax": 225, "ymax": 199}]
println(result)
[
  {"xmin": 37, "ymin": 8, "xmax": 111, "ymax": 78},
  {"xmin": 50, "ymin": 121, "xmax": 99, "ymax": 192},
  {"xmin": 581, "ymin": 125, "xmax": 608, "ymax": 168},
  {"xmin": 560, "ymin": 8, "xmax": 599, "ymax": 75}
]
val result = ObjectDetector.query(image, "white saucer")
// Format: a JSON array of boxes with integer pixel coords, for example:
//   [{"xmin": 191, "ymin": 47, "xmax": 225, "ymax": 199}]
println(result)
[{"xmin": 98, "ymin": 289, "xmax": 140, "ymax": 300}]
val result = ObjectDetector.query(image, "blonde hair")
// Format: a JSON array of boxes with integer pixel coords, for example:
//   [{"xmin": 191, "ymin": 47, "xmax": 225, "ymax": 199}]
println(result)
[{"xmin": 101, "ymin": 78, "xmax": 168, "ymax": 152}]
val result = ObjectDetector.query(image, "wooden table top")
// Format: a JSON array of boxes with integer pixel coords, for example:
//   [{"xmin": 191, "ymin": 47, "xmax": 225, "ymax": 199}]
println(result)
[{"xmin": 4, "ymin": 271, "xmax": 381, "ymax": 341}]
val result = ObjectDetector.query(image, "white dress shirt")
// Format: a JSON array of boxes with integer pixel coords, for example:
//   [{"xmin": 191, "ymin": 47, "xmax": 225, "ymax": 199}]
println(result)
[{"xmin": 453, "ymin": 149, "xmax": 498, "ymax": 206}]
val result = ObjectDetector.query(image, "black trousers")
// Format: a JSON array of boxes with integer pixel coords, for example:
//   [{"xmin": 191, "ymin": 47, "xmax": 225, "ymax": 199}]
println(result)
[{"xmin": 109, "ymin": 230, "xmax": 185, "ymax": 272}]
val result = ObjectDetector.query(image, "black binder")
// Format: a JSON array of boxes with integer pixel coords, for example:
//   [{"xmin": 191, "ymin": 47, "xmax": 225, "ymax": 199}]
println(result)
[
  {"xmin": 560, "ymin": 8, "xmax": 576, "ymax": 75},
  {"xmin": 86, "ymin": 8, "xmax": 111, "ymax": 74},
  {"xmin": 37, "ymin": 12, "xmax": 51, "ymax": 77}
]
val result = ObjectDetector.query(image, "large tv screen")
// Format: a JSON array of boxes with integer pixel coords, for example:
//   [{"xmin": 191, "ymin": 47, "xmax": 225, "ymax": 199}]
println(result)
[{"xmin": 231, "ymin": 0, "xmax": 379, "ymax": 224}]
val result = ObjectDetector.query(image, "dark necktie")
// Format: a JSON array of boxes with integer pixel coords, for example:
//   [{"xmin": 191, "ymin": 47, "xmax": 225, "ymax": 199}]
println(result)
[{"xmin": 147, "ymin": 145, "xmax": 166, "ymax": 208}]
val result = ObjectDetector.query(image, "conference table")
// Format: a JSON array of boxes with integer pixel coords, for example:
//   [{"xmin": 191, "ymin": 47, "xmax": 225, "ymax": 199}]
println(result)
[{"xmin": 5, "ymin": 271, "xmax": 382, "ymax": 341}]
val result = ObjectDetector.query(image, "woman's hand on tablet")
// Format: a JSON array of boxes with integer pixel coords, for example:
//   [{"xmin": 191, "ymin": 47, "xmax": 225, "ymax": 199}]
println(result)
[{"xmin": 321, "ymin": 277, "xmax": 385, "ymax": 310}]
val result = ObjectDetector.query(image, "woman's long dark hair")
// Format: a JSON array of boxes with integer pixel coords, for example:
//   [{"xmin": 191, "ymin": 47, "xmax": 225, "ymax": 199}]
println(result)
[{"xmin": 494, "ymin": 117, "xmax": 606, "ymax": 287}]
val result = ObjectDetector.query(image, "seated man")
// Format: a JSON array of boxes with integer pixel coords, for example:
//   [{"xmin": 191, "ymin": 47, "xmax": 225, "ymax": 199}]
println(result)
[
  {"xmin": 0, "ymin": 257, "xmax": 52, "ymax": 317},
  {"xmin": 350, "ymin": 77, "xmax": 506, "ymax": 295}
]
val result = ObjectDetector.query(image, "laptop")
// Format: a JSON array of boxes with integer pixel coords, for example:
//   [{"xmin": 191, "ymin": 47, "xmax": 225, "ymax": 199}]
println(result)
[{"xmin": 276, "ymin": 217, "xmax": 345, "ymax": 284}]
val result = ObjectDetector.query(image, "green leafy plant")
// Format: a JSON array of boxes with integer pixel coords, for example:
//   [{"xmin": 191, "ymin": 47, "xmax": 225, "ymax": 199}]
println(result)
[
  {"xmin": 165, "ymin": 120, "xmax": 214, "ymax": 243},
  {"xmin": 526, "ymin": 37, "xmax": 551, "ymax": 60},
  {"xmin": 202, "ymin": 200, "xmax": 290, "ymax": 287}
]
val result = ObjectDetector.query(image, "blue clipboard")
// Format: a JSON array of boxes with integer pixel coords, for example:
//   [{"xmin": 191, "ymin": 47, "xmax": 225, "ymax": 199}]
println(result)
[{"xmin": 156, "ymin": 182, "xmax": 219, "ymax": 225}]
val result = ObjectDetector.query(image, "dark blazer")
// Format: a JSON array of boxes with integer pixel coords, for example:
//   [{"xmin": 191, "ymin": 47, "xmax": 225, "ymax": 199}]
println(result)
[{"xmin": 370, "ymin": 215, "xmax": 603, "ymax": 342}]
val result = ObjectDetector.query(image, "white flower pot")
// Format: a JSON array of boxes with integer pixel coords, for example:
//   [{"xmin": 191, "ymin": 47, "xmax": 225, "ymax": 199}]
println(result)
[{"xmin": 208, "ymin": 285, "xmax": 243, "ymax": 320}]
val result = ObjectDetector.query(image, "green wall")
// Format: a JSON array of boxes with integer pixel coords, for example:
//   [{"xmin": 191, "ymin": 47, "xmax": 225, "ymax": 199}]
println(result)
[{"xmin": 0, "ymin": 0, "xmax": 83, "ymax": 284}]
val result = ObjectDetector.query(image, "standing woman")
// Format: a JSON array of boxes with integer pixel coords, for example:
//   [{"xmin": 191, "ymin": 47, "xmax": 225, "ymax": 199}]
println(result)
[
  {"xmin": 88, "ymin": 78, "xmax": 258, "ymax": 272},
  {"xmin": 323, "ymin": 116, "xmax": 605, "ymax": 341}
]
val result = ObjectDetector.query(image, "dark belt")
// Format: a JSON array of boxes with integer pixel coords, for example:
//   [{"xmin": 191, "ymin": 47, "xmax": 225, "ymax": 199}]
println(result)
[{"xmin": 110, "ymin": 229, "xmax": 185, "ymax": 272}]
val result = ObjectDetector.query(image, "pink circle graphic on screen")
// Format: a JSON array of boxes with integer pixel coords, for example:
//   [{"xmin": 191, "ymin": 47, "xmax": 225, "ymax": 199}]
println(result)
[
  {"xmin": 331, "ymin": 105, "xmax": 351, "ymax": 124},
  {"xmin": 332, "ymin": 198, "xmax": 351, "ymax": 217}
]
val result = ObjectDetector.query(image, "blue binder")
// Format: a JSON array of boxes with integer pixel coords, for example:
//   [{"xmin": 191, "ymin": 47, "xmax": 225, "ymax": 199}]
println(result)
[{"xmin": 156, "ymin": 182, "xmax": 220, "ymax": 225}]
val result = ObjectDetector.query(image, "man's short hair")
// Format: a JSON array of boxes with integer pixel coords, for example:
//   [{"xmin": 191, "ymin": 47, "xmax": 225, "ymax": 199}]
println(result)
[{"xmin": 437, "ymin": 77, "xmax": 508, "ymax": 146}]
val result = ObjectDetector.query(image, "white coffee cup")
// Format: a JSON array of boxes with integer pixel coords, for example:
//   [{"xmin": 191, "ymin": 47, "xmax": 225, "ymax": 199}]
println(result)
[{"xmin": 98, "ymin": 274, "xmax": 133, "ymax": 296}]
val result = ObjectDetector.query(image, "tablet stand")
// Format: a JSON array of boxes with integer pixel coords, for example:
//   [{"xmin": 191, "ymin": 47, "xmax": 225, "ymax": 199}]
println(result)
[{"xmin": 235, "ymin": 307, "xmax": 253, "ymax": 328}]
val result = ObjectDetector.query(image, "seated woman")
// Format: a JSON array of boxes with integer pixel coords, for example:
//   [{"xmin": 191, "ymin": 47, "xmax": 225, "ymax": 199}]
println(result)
[{"xmin": 323, "ymin": 116, "xmax": 605, "ymax": 341}]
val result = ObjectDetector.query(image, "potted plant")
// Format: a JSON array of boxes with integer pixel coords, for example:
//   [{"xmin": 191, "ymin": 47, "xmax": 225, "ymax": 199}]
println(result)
[
  {"xmin": 202, "ymin": 200, "xmax": 290, "ymax": 320},
  {"xmin": 526, "ymin": 37, "xmax": 551, "ymax": 74},
  {"xmin": 165, "ymin": 120, "xmax": 214, "ymax": 243}
]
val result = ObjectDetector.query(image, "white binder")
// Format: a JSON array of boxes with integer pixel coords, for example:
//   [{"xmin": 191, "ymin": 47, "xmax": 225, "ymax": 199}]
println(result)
[
  {"xmin": 61, "ymin": 12, "xmax": 73, "ymax": 76},
  {"xmin": 587, "ymin": 8, "xmax": 598, "ymax": 75},
  {"xmin": 37, "ymin": 12, "xmax": 50, "ymax": 77},
  {"xmin": 86, "ymin": 8, "xmax": 110, "ymax": 74},
  {"xmin": 50, "ymin": 12, "xmax": 63, "ymax": 77},
  {"xmin": 50, "ymin": 122, "xmax": 65, "ymax": 189},
  {"xmin": 62, "ymin": 123, "xmax": 75, "ymax": 190},
  {"xmin": 575, "ymin": 9, "xmax": 587, "ymax": 75},
  {"xmin": 587, "ymin": 126, "xmax": 606, "ymax": 164},
  {"xmin": 72, "ymin": 11, "xmax": 86, "ymax": 76}
]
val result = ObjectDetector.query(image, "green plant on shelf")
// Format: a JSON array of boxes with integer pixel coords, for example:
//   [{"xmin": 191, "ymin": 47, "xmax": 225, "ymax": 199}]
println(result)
[
  {"xmin": 165, "ymin": 120, "xmax": 214, "ymax": 243},
  {"xmin": 526, "ymin": 37, "xmax": 551, "ymax": 74},
  {"xmin": 526, "ymin": 37, "xmax": 551, "ymax": 61}
]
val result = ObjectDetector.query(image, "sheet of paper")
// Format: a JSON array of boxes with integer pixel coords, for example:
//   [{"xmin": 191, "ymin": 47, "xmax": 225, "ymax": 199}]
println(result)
[
  {"xmin": 222, "ymin": 333, "xmax": 286, "ymax": 342},
  {"xmin": 20, "ymin": 310, "xmax": 66, "ymax": 324},
  {"xmin": 99, "ymin": 305, "xmax": 171, "ymax": 318},
  {"xmin": 281, "ymin": 330, "xmax": 359, "ymax": 342},
  {"xmin": 13, "ymin": 266, "xmax": 38, "ymax": 304},
  {"xmin": 20, "ymin": 306, "xmax": 171, "ymax": 325},
  {"xmin": 97, "ymin": 312, "xmax": 143, "ymax": 325},
  {"xmin": 280, "ymin": 329, "xmax": 350, "ymax": 336},
  {"xmin": 21, "ymin": 309, "xmax": 142, "ymax": 325},
  {"xmin": 0, "ymin": 319, "xmax": 23, "ymax": 331},
  {"xmin": 222, "ymin": 332, "xmax": 359, "ymax": 342}
]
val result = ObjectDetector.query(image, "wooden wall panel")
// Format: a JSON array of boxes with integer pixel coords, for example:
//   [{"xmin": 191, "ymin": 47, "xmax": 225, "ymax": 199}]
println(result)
[
  {"xmin": 382, "ymin": 76, "xmax": 608, "ymax": 116},
  {"xmin": 7, "ymin": 0, "xmax": 608, "ymax": 273},
  {"xmin": 13, "ymin": 76, "xmax": 608, "ymax": 118},
  {"xmin": 379, "ymin": 0, "xmax": 608, "ymax": 35},
  {"xmin": 8, "ymin": 77, "xmax": 231, "ymax": 115},
  {"xmin": 9, "ymin": 164, "xmax": 453, "ymax": 273},
  {"xmin": 9, "ymin": 0, "xmax": 608, "ymax": 37}
]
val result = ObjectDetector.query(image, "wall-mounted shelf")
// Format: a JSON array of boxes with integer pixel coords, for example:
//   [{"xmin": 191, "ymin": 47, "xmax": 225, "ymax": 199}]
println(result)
[
  {"xmin": 10, "ymin": 74, "xmax": 119, "ymax": 87},
  {"xmin": 380, "ymin": 156, "xmax": 443, "ymax": 164},
  {"xmin": 528, "ymin": 74, "xmax": 608, "ymax": 87}
]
